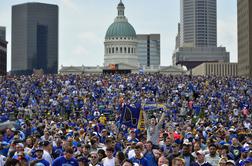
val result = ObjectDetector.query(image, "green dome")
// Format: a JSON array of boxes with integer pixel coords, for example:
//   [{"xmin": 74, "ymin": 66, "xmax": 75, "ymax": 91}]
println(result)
[{"xmin": 105, "ymin": 21, "xmax": 136, "ymax": 39}]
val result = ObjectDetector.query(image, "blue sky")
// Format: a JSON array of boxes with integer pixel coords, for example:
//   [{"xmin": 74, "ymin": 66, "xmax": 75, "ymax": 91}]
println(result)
[{"xmin": 0, "ymin": 0, "xmax": 237, "ymax": 71}]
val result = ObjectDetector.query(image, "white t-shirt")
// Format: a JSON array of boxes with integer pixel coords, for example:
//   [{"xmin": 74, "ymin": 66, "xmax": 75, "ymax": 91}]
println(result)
[
  {"xmin": 205, "ymin": 154, "xmax": 220, "ymax": 166},
  {"xmin": 0, "ymin": 155, "xmax": 6, "ymax": 166},
  {"xmin": 102, "ymin": 157, "xmax": 115, "ymax": 166},
  {"xmin": 128, "ymin": 149, "xmax": 136, "ymax": 159},
  {"xmin": 43, "ymin": 150, "xmax": 53, "ymax": 165}
]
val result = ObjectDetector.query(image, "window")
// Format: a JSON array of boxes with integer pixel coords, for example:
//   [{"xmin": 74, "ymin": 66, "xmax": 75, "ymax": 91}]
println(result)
[
  {"xmin": 112, "ymin": 48, "xmax": 114, "ymax": 53},
  {"xmin": 120, "ymin": 47, "xmax": 122, "ymax": 53}
]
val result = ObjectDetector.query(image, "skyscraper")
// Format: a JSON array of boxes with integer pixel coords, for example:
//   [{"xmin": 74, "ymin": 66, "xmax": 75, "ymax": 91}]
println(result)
[
  {"xmin": 11, "ymin": 2, "xmax": 58, "ymax": 75},
  {"xmin": 181, "ymin": 0, "xmax": 216, "ymax": 47},
  {"xmin": 173, "ymin": 0, "xmax": 229, "ymax": 70},
  {"xmin": 237, "ymin": 0, "xmax": 252, "ymax": 78},
  {"xmin": 0, "ymin": 27, "xmax": 6, "ymax": 41},
  {"xmin": 0, "ymin": 26, "xmax": 7, "ymax": 76},
  {"xmin": 136, "ymin": 34, "xmax": 160, "ymax": 67}
]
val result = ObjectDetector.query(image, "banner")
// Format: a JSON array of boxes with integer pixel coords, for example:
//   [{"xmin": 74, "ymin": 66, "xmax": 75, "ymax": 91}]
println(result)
[
  {"xmin": 137, "ymin": 110, "xmax": 145, "ymax": 130},
  {"xmin": 120, "ymin": 104, "xmax": 141, "ymax": 128}
]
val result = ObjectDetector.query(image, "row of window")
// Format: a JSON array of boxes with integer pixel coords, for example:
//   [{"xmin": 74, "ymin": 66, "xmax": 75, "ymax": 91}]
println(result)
[
  {"xmin": 107, "ymin": 37, "xmax": 135, "ymax": 41},
  {"xmin": 206, "ymin": 64, "xmax": 237, "ymax": 76},
  {"xmin": 106, "ymin": 47, "xmax": 136, "ymax": 54}
]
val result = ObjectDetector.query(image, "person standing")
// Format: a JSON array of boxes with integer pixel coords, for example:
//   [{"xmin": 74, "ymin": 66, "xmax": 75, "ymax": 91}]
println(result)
[
  {"xmin": 30, "ymin": 147, "xmax": 50, "ymax": 166},
  {"xmin": 102, "ymin": 147, "xmax": 115, "ymax": 166},
  {"xmin": 205, "ymin": 144, "xmax": 221, "ymax": 166},
  {"xmin": 52, "ymin": 147, "xmax": 79, "ymax": 166},
  {"xmin": 130, "ymin": 144, "xmax": 148, "ymax": 166},
  {"xmin": 143, "ymin": 110, "xmax": 165, "ymax": 148},
  {"xmin": 191, "ymin": 150, "xmax": 212, "ymax": 166}
]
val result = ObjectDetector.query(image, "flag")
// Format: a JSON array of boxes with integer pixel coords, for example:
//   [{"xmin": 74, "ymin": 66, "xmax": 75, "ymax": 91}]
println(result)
[
  {"xmin": 137, "ymin": 110, "xmax": 145, "ymax": 130},
  {"xmin": 120, "ymin": 103, "xmax": 141, "ymax": 128}
]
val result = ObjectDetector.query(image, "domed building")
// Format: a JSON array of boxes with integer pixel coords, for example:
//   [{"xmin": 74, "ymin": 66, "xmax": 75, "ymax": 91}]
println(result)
[
  {"xmin": 59, "ymin": 1, "xmax": 186, "ymax": 75},
  {"xmin": 104, "ymin": 0, "xmax": 139, "ymax": 67}
]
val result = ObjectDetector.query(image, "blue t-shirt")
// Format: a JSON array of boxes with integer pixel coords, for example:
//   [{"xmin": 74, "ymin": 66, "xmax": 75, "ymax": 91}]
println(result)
[
  {"xmin": 34, "ymin": 159, "xmax": 50, "ymax": 166},
  {"xmin": 144, "ymin": 151, "xmax": 157, "ymax": 166},
  {"xmin": 130, "ymin": 156, "xmax": 149, "ymax": 166},
  {"xmin": 52, "ymin": 156, "xmax": 79, "ymax": 166}
]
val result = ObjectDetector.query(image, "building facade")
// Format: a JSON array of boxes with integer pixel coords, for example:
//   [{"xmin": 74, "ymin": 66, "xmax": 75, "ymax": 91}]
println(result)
[
  {"xmin": 0, "ymin": 27, "xmax": 7, "ymax": 76},
  {"xmin": 180, "ymin": 0, "xmax": 217, "ymax": 47},
  {"xmin": 173, "ymin": 0, "xmax": 229, "ymax": 69},
  {"xmin": 104, "ymin": 1, "xmax": 138, "ymax": 67},
  {"xmin": 0, "ymin": 27, "xmax": 6, "ymax": 41},
  {"xmin": 136, "ymin": 34, "xmax": 160, "ymax": 67},
  {"xmin": 11, "ymin": 3, "xmax": 58, "ymax": 75},
  {"xmin": 192, "ymin": 62, "xmax": 237, "ymax": 76},
  {"xmin": 173, "ymin": 47, "xmax": 229, "ymax": 69},
  {"xmin": 237, "ymin": 0, "xmax": 252, "ymax": 78},
  {"xmin": 59, "ymin": 65, "xmax": 186, "ymax": 75}
]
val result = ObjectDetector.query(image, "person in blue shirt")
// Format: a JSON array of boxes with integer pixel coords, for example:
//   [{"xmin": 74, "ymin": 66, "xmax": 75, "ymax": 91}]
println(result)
[
  {"xmin": 30, "ymin": 147, "xmax": 50, "ymax": 166},
  {"xmin": 144, "ymin": 141, "xmax": 157, "ymax": 166},
  {"xmin": 130, "ymin": 144, "xmax": 148, "ymax": 166},
  {"xmin": 52, "ymin": 147, "xmax": 79, "ymax": 166},
  {"xmin": 3, "ymin": 128, "xmax": 14, "ymax": 144}
]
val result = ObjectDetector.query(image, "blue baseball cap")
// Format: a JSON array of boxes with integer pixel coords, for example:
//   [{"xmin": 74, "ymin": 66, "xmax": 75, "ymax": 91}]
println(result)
[{"xmin": 241, "ymin": 147, "xmax": 250, "ymax": 153}]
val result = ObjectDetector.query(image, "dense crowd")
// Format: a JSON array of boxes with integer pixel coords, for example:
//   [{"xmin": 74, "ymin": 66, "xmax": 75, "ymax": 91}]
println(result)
[{"xmin": 0, "ymin": 74, "xmax": 251, "ymax": 166}]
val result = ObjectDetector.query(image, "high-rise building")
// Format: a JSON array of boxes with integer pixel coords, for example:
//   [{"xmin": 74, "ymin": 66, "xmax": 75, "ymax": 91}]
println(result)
[
  {"xmin": 173, "ymin": 0, "xmax": 229, "ymax": 70},
  {"xmin": 237, "ymin": 0, "xmax": 252, "ymax": 78},
  {"xmin": 0, "ymin": 26, "xmax": 7, "ymax": 75},
  {"xmin": 181, "ymin": 0, "xmax": 217, "ymax": 47},
  {"xmin": 0, "ymin": 27, "xmax": 6, "ymax": 41},
  {"xmin": 136, "ymin": 34, "xmax": 160, "ymax": 67},
  {"xmin": 175, "ymin": 23, "xmax": 181, "ymax": 49},
  {"xmin": 11, "ymin": 2, "xmax": 58, "ymax": 75}
]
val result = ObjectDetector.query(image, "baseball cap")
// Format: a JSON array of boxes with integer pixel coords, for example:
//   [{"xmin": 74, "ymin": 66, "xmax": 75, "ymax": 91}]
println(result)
[
  {"xmin": 35, "ymin": 147, "xmax": 44, "ymax": 152},
  {"xmin": 183, "ymin": 139, "xmax": 192, "ymax": 146},
  {"xmin": 226, "ymin": 160, "xmax": 235, "ymax": 165},
  {"xmin": 196, "ymin": 150, "xmax": 205, "ymax": 155},
  {"xmin": 241, "ymin": 147, "xmax": 250, "ymax": 153}
]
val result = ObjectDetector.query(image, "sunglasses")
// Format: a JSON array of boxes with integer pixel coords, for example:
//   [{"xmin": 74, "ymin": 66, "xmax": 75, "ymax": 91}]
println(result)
[{"xmin": 91, "ymin": 156, "xmax": 97, "ymax": 158}]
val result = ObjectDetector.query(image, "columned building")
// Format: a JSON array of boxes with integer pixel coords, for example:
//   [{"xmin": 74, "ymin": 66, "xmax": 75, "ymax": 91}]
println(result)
[
  {"xmin": 192, "ymin": 62, "xmax": 237, "ymax": 76},
  {"xmin": 104, "ymin": 0, "xmax": 138, "ymax": 67}
]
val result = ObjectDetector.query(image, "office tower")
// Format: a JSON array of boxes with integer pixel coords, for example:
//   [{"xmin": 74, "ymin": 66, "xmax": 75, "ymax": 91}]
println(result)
[
  {"xmin": 237, "ymin": 0, "xmax": 252, "ymax": 78},
  {"xmin": 0, "ymin": 26, "xmax": 7, "ymax": 75},
  {"xmin": 181, "ymin": 0, "xmax": 216, "ymax": 47},
  {"xmin": 136, "ymin": 34, "xmax": 160, "ymax": 67},
  {"xmin": 175, "ymin": 23, "xmax": 181, "ymax": 49},
  {"xmin": 12, "ymin": 2, "xmax": 58, "ymax": 75},
  {"xmin": 173, "ymin": 0, "xmax": 229, "ymax": 70},
  {"xmin": 0, "ymin": 27, "xmax": 6, "ymax": 41}
]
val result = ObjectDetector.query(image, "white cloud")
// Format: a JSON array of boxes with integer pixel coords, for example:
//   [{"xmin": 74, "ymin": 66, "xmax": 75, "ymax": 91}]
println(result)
[
  {"xmin": 60, "ymin": 0, "xmax": 78, "ymax": 10},
  {"xmin": 217, "ymin": 17, "xmax": 237, "ymax": 62}
]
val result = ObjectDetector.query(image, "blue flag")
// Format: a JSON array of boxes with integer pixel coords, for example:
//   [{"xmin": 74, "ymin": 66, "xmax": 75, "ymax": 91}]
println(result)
[{"xmin": 120, "ymin": 104, "xmax": 141, "ymax": 128}]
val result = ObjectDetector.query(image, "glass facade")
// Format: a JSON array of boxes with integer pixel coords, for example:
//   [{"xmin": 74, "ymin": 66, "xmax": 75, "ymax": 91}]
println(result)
[
  {"xmin": 180, "ymin": 0, "xmax": 216, "ymax": 47},
  {"xmin": 11, "ymin": 3, "xmax": 58, "ymax": 75},
  {"xmin": 136, "ymin": 34, "xmax": 160, "ymax": 67},
  {"xmin": 36, "ymin": 25, "xmax": 48, "ymax": 72}
]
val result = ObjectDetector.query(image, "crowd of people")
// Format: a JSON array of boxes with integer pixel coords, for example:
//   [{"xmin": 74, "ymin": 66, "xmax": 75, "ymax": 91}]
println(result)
[{"xmin": 0, "ymin": 74, "xmax": 251, "ymax": 166}]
